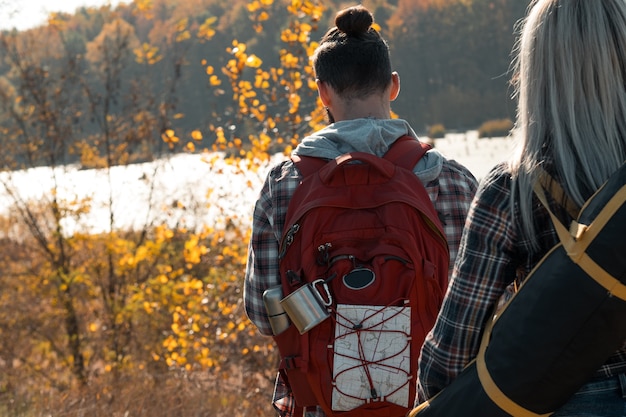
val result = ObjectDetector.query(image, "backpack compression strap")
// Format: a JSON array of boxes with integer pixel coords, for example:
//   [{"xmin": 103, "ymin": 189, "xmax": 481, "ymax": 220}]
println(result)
[{"xmin": 291, "ymin": 135, "xmax": 431, "ymax": 177}]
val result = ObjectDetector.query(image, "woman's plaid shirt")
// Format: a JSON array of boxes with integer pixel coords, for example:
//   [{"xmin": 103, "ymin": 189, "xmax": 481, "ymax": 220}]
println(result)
[{"xmin": 417, "ymin": 165, "xmax": 626, "ymax": 403}]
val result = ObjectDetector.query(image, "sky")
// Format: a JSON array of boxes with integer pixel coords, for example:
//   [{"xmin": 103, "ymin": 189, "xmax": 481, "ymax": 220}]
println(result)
[{"xmin": 0, "ymin": 0, "xmax": 122, "ymax": 31}]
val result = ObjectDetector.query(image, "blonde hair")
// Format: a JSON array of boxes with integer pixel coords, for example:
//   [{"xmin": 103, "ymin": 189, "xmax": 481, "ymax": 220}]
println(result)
[{"xmin": 510, "ymin": 0, "xmax": 626, "ymax": 244}]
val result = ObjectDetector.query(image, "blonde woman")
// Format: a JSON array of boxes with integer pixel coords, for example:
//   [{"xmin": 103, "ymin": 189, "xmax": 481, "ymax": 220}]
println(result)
[{"xmin": 417, "ymin": 1, "xmax": 626, "ymax": 415}]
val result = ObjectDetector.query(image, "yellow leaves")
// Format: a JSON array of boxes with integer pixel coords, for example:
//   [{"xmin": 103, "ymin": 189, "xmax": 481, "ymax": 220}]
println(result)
[
  {"xmin": 206, "ymin": 66, "xmax": 222, "ymax": 86},
  {"xmin": 218, "ymin": 300, "xmax": 233, "ymax": 316},
  {"xmin": 299, "ymin": 22, "xmax": 313, "ymax": 37},
  {"xmin": 238, "ymin": 80, "xmax": 255, "ymax": 98},
  {"xmin": 288, "ymin": 93, "xmax": 301, "ymax": 114},
  {"xmin": 183, "ymin": 130, "xmax": 203, "ymax": 153},
  {"xmin": 161, "ymin": 129, "xmax": 179, "ymax": 149},
  {"xmin": 32, "ymin": 0, "xmax": 334, "ymax": 378},
  {"xmin": 209, "ymin": 75, "xmax": 222, "ymax": 86},
  {"xmin": 213, "ymin": 127, "xmax": 227, "ymax": 152},
  {"xmin": 135, "ymin": 0, "xmax": 154, "ymax": 16},
  {"xmin": 280, "ymin": 29, "xmax": 298, "ymax": 44},
  {"xmin": 175, "ymin": 18, "xmax": 191, "ymax": 43},
  {"xmin": 176, "ymin": 31, "xmax": 191, "ymax": 42},
  {"xmin": 118, "ymin": 242, "xmax": 150, "ymax": 268},
  {"xmin": 249, "ymin": 132, "xmax": 273, "ymax": 156},
  {"xmin": 47, "ymin": 12, "xmax": 67, "ymax": 31},
  {"xmin": 135, "ymin": 246, "xmax": 148, "ymax": 263},
  {"xmin": 254, "ymin": 70, "xmax": 270, "ymax": 89},
  {"xmin": 281, "ymin": 21, "xmax": 313, "ymax": 45},
  {"xmin": 75, "ymin": 141, "xmax": 107, "ymax": 169},
  {"xmin": 308, "ymin": 103, "xmax": 328, "ymax": 132},
  {"xmin": 183, "ymin": 235, "xmax": 208, "ymax": 266},
  {"xmin": 246, "ymin": 0, "xmax": 274, "ymax": 13},
  {"xmin": 288, "ymin": 0, "xmax": 325, "ymax": 21},
  {"xmin": 197, "ymin": 16, "xmax": 217, "ymax": 41},
  {"xmin": 134, "ymin": 43, "xmax": 162, "ymax": 65},
  {"xmin": 247, "ymin": 0, "xmax": 262, "ymax": 12},
  {"xmin": 174, "ymin": 353, "xmax": 188, "ymax": 366},
  {"xmin": 306, "ymin": 41, "xmax": 319, "ymax": 60},
  {"xmin": 245, "ymin": 55, "xmax": 263, "ymax": 68},
  {"xmin": 229, "ymin": 40, "xmax": 247, "ymax": 57},
  {"xmin": 223, "ymin": 59, "xmax": 239, "ymax": 79},
  {"xmin": 250, "ymin": 104, "xmax": 267, "ymax": 122},
  {"xmin": 155, "ymin": 225, "xmax": 174, "ymax": 243},
  {"xmin": 281, "ymin": 52, "xmax": 299, "ymax": 69},
  {"xmin": 191, "ymin": 322, "xmax": 201, "ymax": 334},
  {"xmin": 232, "ymin": 138, "xmax": 243, "ymax": 148},
  {"xmin": 223, "ymin": 41, "xmax": 253, "ymax": 83}
]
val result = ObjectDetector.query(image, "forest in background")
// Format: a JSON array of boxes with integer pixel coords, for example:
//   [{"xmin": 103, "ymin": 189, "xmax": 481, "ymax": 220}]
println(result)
[
  {"xmin": 0, "ymin": 0, "xmax": 529, "ymax": 168},
  {"xmin": 0, "ymin": 1, "xmax": 529, "ymax": 416}
]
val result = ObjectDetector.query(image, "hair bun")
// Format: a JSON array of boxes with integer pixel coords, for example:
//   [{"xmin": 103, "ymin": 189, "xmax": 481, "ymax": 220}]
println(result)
[{"xmin": 335, "ymin": 5, "xmax": 373, "ymax": 36}]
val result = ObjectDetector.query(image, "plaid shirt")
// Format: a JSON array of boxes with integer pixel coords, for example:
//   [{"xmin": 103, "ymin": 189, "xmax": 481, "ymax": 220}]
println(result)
[
  {"xmin": 417, "ymin": 164, "xmax": 626, "ymax": 403},
  {"xmin": 243, "ymin": 143, "xmax": 478, "ymax": 417}
]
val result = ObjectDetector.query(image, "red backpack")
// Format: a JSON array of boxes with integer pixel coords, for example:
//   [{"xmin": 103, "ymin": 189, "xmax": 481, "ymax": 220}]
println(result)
[{"xmin": 271, "ymin": 135, "xmax": 449, "ymax": 417}]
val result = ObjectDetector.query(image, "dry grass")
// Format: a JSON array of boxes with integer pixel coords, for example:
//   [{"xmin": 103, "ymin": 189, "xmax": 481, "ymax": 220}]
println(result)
[{"xmin": 0, "ymin": 359, "xmax": 276, "ymax": 417}]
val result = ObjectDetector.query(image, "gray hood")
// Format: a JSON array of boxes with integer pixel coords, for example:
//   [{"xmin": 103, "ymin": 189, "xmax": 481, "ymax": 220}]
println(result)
[{"xmin": 292, "ymin": 118, "xmax": 444, "ymax": 183}]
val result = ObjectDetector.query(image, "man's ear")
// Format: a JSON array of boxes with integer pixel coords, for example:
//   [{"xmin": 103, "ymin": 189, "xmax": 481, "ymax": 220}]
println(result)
[
  {"xmin": 316, "ymin": 79, "xmax": 332, "ymax": 107},
  {"xmin": 390, "ymin": 72, "xmax": 400, "ymax": 101}
]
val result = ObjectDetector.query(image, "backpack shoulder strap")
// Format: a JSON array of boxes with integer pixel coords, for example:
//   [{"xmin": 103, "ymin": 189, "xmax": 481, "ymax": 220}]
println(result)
[
  {"xmin": 291, "ymin": 154, "xmax": 329, "ymax": 178},
  {"xmin": 384, "ymin": 135, "xmax": 431, "ymax": 171}
]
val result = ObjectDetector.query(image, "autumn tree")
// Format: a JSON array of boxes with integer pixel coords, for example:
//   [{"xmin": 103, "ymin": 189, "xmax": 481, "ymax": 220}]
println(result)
[
  {"xmin": 0, "ymin": 0, "xmax": 326, "ymax": 415},
  {"xmin": 0, "ymin": 4, "xmax": 206, "ymax": 404},
  {"xmin": 387, "ymin": 0, "xmax": 529, "ymax": 128}
]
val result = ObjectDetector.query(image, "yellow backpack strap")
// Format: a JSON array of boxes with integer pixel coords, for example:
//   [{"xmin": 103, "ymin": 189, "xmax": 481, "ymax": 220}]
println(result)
[{"xmin": 533, "ymin": 181, "xmax": 626, "ymax": 300}]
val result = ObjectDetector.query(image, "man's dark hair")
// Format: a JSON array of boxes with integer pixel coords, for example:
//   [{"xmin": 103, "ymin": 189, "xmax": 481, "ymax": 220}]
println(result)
[{"xmin": 312, "ymin": 5, "xmax": 392, "ymax": 100}]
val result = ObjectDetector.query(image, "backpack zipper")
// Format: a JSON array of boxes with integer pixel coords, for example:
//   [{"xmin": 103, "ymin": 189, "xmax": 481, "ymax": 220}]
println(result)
[{"xmin": 279, "ymin": 223, "xmax": 300, "ymax": 259}]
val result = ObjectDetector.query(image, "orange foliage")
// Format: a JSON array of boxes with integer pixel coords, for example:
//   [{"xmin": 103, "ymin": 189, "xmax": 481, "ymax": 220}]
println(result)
[{"xmin": 0, "ymin": 0, "xmax": 326, "ymax": 415}]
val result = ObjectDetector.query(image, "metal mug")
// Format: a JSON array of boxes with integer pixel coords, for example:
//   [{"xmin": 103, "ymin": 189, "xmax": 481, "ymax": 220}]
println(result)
[
  {"xmin": 263, "ymin": 286, "xmax": 290, "ymax": 335},
  {"xmin": 280, "ymin": 279, "xmax": 332, "ymax": 334}
]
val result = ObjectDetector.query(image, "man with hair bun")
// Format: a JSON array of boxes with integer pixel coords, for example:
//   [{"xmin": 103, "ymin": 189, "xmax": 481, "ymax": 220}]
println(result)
[{"xmin": 244, "ymin": 5, "xmax": 477, "ymax": 417}]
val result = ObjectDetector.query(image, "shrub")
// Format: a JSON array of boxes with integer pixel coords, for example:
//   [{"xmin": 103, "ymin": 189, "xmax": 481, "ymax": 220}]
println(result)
[
  {"xmin": 428, "ymin": 124, "xmax": 446, "ymax": 139},
  {"xmin": 478, "ymin": 118, "xmax": 514, "ymax": 138}
]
